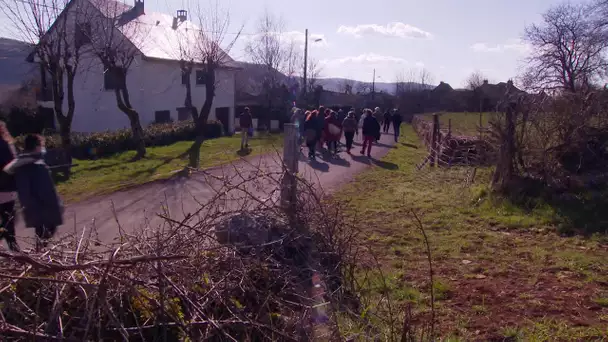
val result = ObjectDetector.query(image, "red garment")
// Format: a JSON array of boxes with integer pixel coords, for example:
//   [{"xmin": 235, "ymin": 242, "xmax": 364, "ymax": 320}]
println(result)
[{"xmin": 323, "ymin": 115, "xmax": 342, "ymax": 142}]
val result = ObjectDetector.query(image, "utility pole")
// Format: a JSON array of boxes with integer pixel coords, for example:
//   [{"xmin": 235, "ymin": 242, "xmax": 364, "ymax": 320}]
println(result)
[
  {"xmin": 372, "ymin": 68, "xmax": 376, "ymax": 100},
  {"xmin": 303, "ymin": 29, "xmax": 308, "ymax": 100}
]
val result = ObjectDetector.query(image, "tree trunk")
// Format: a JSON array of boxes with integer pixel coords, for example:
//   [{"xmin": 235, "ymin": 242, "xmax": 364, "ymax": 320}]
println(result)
[
  {"xmin": 115, "ymin": 86, "xmax": 146, "ymax": 159},
  {"xmin": 189, "ymin": 66, "xmax": 216, "ymax": 168}
]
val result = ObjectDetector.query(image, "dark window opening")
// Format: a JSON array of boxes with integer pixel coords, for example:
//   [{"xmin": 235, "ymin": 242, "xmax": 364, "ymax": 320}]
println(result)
[
  {"xmin": 195, "ymin": 70, "xmax": 207, "ymax": 85},
  {"xmin": 104, "ymin": 67, "xmax": 124, "ymax": 91},
  {"xmin": 177, "ymin": 107, "xmax": 192, "ymax": 121},
  {"xmin": 154, "ymin": 110, "xmax": 171, "ymax": 124},
  {"xmin": 75, "ymin": 22, "xmax": 91, "ymax": 48},
  {"xmin": 181, "ymin": 70, "xmax": 189, "ymax": 85}
]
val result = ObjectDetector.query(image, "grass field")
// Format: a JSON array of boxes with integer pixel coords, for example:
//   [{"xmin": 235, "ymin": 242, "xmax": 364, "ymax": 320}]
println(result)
[
  {"xmin": 56, "ymin": 133, "xmax": 283, "ymax": 203},
  {"xmin": 422, "ymin": 112, "xmax": 496, "ymax": 136},
  {"xmin": 332, "ymin": 125, "xmax": 608, "ymax": 340}
]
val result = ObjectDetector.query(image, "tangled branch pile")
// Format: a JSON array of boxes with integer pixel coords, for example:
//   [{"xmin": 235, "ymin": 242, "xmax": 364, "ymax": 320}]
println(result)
[
  {"xmin": 0, "ymin": 160, "xmax": 366, "ymax": 341},
  {"xmin": 489, "ymin": 89, "xmax": 608, "ymax": 192}
]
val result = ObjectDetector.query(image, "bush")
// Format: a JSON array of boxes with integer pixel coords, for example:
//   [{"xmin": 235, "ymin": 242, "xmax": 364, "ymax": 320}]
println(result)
[{"xmin": 14, "ymin": 120, "xmax": 224, "ymax": 159}]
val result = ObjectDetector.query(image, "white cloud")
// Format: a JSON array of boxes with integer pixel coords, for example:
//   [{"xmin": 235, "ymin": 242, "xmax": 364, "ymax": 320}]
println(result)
[
  {"xmin": 337, "ymin": 22, "xmax": 433, "ymax": 39},
  {"xmin": 470, "ymin": 39, "xmax": 530, "ymax": 53},
  {"xmin": 321, "ymin": 53, "xmax": 409, "ymax": 66},
  {"xmin": 245, "ymin": 31, "xmax": 328, "ymax": 48}
]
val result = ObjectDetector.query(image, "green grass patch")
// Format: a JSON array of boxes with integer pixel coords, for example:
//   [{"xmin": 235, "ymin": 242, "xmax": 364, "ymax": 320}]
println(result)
[
  {"xmin": 57, "ymin": 133, "xmax": 283, "ymax": 202},
  {"xmin": 422, "ymin": 112, "xmax": 496, "ymax": 136},
  {"xmin": 332, "ymin": 124, "xmax": 608, "ymax": 340}
]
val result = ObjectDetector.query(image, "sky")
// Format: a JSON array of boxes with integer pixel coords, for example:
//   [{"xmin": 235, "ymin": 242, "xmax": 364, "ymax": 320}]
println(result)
[{"xmin": 0, "ymin": 0, "xmax": 588, "ymax": 87}]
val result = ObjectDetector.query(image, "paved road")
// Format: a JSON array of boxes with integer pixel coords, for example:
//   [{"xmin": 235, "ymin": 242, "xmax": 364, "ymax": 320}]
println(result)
[{"xmin": 12, "ymin": 132, "xmax": 398, "ymax": 247}]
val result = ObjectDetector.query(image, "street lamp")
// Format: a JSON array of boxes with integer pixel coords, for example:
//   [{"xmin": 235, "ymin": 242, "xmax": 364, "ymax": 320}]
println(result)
[{"xmin": 303, "ymin": 29, "xmax": 323, "ymax": 100}]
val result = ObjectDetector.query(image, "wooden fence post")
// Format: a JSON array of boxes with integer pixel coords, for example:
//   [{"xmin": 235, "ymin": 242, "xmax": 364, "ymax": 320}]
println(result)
[
  {"xmin": 281, "ymin": 123, "xmax": 299, "ymax": 210},
  {"xmin": 430, "ymin": 114, "xmax": 439, "ymax": 167}
]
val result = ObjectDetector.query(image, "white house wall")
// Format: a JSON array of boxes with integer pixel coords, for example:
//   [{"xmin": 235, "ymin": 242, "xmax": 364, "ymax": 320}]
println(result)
[
  {"xmin": 50, "ymin": 0, "xmax": 237, "ymax": 133},
  {"xmin": 67, "ymin": 53, "xmax": 236, "ymax": 133}
]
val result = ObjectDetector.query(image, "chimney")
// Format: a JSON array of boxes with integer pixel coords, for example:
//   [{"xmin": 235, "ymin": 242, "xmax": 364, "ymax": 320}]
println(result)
[
  {"xmin": 177, "ymin": 9, "xmax": 187, "ymax": 22},
  {"xmin": 134, "ymin": 0, "xmax": 144, "ymax": 15}
]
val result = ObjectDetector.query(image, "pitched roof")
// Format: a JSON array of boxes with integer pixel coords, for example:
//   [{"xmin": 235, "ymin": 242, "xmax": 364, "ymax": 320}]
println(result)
[{"xmin": 87, "ymin": 0, "xmax": 236, "ymax": 66}]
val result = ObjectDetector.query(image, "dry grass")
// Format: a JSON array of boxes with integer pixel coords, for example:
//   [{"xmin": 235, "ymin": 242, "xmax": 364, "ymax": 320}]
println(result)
[
  {"xmin": 332, "ymin": 125, "xmax": 608, "ymax": 341},
  {"xmin": 421, "ymin": 112, "xmax": 496, "ymax": 136}
]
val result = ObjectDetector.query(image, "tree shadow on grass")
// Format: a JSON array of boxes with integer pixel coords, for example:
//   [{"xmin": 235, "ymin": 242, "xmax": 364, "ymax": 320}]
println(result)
[
  {"xmin": 400, "ymin": 142, "xmax": 419, "ymax": 149},
  {"xmin": 505, "ymin": 178, "xmax": 608, "ymax": 236},
  {"xmin": 237, "ymin": 148, "xmax": 252, "ymax": 157},
  {"xmin": 370, "ymin": 158, "xmax": 399, "ymax": 170}
]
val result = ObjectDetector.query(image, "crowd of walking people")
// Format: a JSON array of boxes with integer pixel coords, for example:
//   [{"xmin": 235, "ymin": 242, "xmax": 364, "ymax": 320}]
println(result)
[
  {"xmin": 291, "ymin": 106, "xmax": 402, "ymax": 160},
  {"xmin": 0, "ymin": 122, "xmax": 63, "ymax": 252}
]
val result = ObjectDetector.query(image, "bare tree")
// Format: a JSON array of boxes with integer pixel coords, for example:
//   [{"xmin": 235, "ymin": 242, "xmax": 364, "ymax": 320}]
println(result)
[
  {"xmin": 522, "ymin": 2, "xmax": 608, "ymax": 93},
  {"xmin": 246, "ymin": 10, "xmax": 291, "ymax": 112},
  {"xmin": 305, "ymin": 57, "xmax": 322, "ymax": 95},
  {"xmin": 0, "ymin": 0, "xmax": 87, "ymax": 165},
  {"xmin": 338, "ymin": 78, "xmax": 355, "ymax": 94},
  {"xmin": 85, "ymin": 0, "xmax": 150, "ymax": 159},
  {"xmin": 186, "ymin": 3, "xmax": 242, "ymax": 168},
  {"xmin": 419, "ymin": 68, "xmax": 435, "ymax": 89},
  {"xmin": 395, "ymin": 69, "xmax": 426, "ymax": 94},
  {"xmin": 356, "ymin": 81, "xmax": 373, "ymax": 95},
  {"xmin": 466, "ymin": 71, "xmax": 487, "ymax": 113}
]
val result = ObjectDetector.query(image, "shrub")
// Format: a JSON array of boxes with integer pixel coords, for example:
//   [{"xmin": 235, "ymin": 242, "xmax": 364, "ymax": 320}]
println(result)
[{"xmin": 14, "ymin": 120, "xmax": 224, "ymax": 159}]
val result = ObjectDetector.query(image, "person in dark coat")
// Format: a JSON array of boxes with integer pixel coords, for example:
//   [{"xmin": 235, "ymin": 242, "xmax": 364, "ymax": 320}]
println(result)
[
  {"xmin": 304, "ymin": 110, "xmax": 319, "ymax": 160},
  {"xmin": 4, "ymin": 134, "xmax": 63, "ymax": 251},
  {"xmin": 392, "ymin": 109, "xmax": 403, "ymax": 142},
  {"xmin": 0, "ymin": 121, "xmax": 19, "ymax": 251},
  {"xmin": 342, "ymin": 111, "xmax": 358, "ymax": 154},
  {"xmin": 383, "ymin": 110, "xmax": 392, "ymax": 133},
  {"xmin": 239, "ymin": 107, "xmax": 253, "ymax": 150},
  {"xmin": 361, "ymin": 109, "xmax": 381, "ymax": 157}
]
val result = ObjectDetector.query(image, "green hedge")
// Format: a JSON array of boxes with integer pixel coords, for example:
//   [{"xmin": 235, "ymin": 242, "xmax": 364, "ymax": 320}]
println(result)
[{"xmin": 15, "ymin": 120, "xmax": 224, "ymax": 159}]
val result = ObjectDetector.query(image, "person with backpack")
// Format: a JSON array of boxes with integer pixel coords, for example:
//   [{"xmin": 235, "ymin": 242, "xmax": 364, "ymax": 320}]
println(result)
[
  {"xmin": 324, "ymin": 110, "xmax": 342, "ymax": 156},
  {"xmin": 239, "ymin": 107, "xmax": 253, "ymax": 150},
  {"xmin": 342, "ymin": 111, "xmax": 358, "ymax": 154},
  {"xmin": 4, "ymin": 134, "xmax": 63, "ymax": 251},
  {"xmin": 0, "ymin": 122, "xmax": 19, "ymax": 251},
  {"xmin": 361, "ymin": 109, "xmax": 381, "ymax": 157}
]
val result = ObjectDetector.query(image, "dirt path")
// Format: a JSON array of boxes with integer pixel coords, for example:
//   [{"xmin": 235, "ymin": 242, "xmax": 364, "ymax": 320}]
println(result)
[{"xmin": 13, "ymin": 132, "xmax": 397, "ymax": 247}]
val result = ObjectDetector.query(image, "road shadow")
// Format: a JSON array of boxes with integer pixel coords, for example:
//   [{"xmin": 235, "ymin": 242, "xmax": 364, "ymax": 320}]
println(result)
[
  {"xmin": 374, "ymin": 142, "xmax": 397, "ymax": 149},
  {"xmin": 326, "ymin": 155, "xmax": 351, "ymax": 167},
  {"xmin": 351, "ymin": 155, "xmax": 371, "ymax": 165},
  {"xmin": 370, "ymin": 158, "xmax": 399, "ymax": 170},
  {"xmin": 308, "ymin": 159, "xmax": 330, "ymax": 172}
]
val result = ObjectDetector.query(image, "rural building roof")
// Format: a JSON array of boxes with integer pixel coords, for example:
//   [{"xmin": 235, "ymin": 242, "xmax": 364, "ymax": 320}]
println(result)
[{"xmin": 87, "ymin": 0, "xmax": 237, "ymax": 67}]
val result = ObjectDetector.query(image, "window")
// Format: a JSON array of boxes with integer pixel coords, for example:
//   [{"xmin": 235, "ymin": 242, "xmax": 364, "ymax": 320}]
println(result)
[
  {"xmin": 176, "ymin": 107, "xmax": 192, "ymax": 121},
  {"xmin": 75, "ymin": 22, "xmax": 91, "ymax": 48},
  {"xmin": 181, "ymin": 70, "xmax": 189, "ymax": 85},
  {"xmin": 154, "ymin": 110, "xmax": 171, "ymax": 124},
  {"xmin": 195, "ymin": 70, "xmax": 207, "ymax": 85},
  {"xmin": 104, "ymin": 67, "xmax": 123, "ymax": 90}
]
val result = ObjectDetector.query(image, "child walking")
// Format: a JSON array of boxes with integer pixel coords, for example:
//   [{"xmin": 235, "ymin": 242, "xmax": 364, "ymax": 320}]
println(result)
[{"xmin": 4, "ymin": 135, "xmax": 63, "ymax": 251}]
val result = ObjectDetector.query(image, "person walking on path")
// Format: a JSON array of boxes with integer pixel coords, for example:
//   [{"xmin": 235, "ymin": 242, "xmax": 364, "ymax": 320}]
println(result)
[
  {"xmin": 361, "ymin": 109, "xmax": 381, "ymax": 157},
  {"xmin": 0, "ymin": 122, "xmax": 19, "ymax": 251},
  {"xmin": 316, "ymin": 106, "xmax": 327, "ymax": 150},
  {"xmin": 324, "ymin": 110, "xmax": 342, "ymax": 156},
  {"xmin": 342, "ymin": 111, "xmax": 358, "ymax": 154},
  {"xmin": 304, "ymin": 110, "xmax": 320, "ymax": 160},
  {"xmin": 372, "ymin": 107, "xmax": 383, "ymax": 141},
  {"xmin": 4, "ymin": 135, "xmax": 63, "ymax": 252},
  {"xmin": 392, "ymin": 109, "xmax": 403, "ymax": 142},
  {"xmin": 383, "ymin": 109, "xmax": 391, "ymax": 133},
  {"xmin": 239, "ymin": 107, "xmax": 253, "ymax": 150}
]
